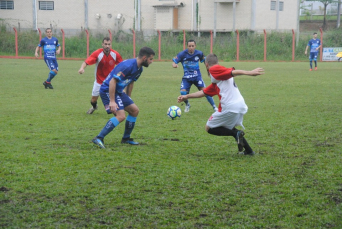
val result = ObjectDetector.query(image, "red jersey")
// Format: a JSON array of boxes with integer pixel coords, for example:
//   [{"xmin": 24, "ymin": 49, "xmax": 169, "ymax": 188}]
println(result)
[
  {"xmin": 85, "ymin": 49, "xmax": 123, "ymax": 84},
  {"xmin": 203, "ymin": 65, "xmax": 247, "ymax": 113}
]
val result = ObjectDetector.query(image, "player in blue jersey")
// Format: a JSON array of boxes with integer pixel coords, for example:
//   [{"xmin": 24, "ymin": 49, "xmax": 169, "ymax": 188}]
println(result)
[
  {"xmin": 172, "ymin": 40, "xmax": 217, "ymax": 112},
  {"xmin": 91, "ymin": 47, "xmax": 155, "ymax": 148},
  {"xmin": 305, "ymin": 32, "xmax": 321, "ymax": 71},
  {"xmin": 35, "ymin": 28, "xmax": 61, "ymax": 89}
]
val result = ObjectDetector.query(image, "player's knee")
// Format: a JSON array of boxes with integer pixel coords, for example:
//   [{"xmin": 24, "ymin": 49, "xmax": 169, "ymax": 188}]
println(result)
[
  {"xmin": 115, "ymin": 113, "xmax": 126, "ymax": 122},
  {"xmin": 52, "ymin": 69, "xmax": 58, "ymax": 74},
  {"xmin": 205, "ymin": 125, "xmax": 210, "ymax": 132}
]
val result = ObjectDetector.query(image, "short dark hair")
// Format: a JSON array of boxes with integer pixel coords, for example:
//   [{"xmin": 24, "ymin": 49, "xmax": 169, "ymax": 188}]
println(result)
[
  {"xmin": 45, "ymin": 28, "xmax": 52, "ymax": 32},
  {"xmin": 187, "ymin": 39, "xmax": 196, "ymax": 45},
  {"xmin": 205, "ymin": 54, "xmax": 218, "ymax": 66},
  {"xmin": 313, "ymin": 32, "xmax": 317, "ymax": 35},
  {"xmin": 103, "ymin": 37, "xmax": 111, "ymax": 42},
  {"xmin": 138, "ymin": 47, "xmax": 155, "ymax": 58}
]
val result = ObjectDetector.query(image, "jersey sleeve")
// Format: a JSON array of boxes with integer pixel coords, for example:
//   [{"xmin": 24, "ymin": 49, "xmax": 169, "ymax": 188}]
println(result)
[
  {"xmin": 209, "ymin": 65, "xmax": 234, "ymax": 81},
  {"xmin": 114, "ymin": 51, "xmax": 123, "ymax": 65},
  {"xmin": 85, "ymin": 49, "xmax": 100, "ymax": 65},
  {"xmin": 199, "ymin": 51, "xmax": 205, "ymax": 63},
  {"xmin": 38, "ymin": 39, "xmax": 44, "ymax": 47},
  {"xmin": 172, "ymin": 51, "xmax": 183, "ymax": 64},
  {"xmin": 112, "ymin": 63, "xmax": 131, "ymax": 82},
  {"xmin": 203, "ymin": 84, "xmax": 217, "ymax": 97}
]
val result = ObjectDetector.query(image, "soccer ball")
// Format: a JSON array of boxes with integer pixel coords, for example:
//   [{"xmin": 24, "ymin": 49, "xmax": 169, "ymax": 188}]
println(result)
[{"xmin": 167, "ymin": 106, "xmax": 181, "ymax": 120}]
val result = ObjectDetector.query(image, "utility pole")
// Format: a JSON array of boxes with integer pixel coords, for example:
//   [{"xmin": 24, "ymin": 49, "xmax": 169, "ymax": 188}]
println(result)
[{"xmin": 337, "ymin": 0, "xmax": 341, "ymax": 28}]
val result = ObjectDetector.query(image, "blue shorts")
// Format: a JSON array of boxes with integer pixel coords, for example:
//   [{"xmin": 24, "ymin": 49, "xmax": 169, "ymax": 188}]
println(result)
[
  {"xmin": 99, "ymin": 91, "xmax": 134, "ymax": 114},
  {"xmin": 180, "ymin": 77, "xmax": 206, "ymax": 91},
  {"xmin": 309, "ymin": 52, "xmax": 318, "ymax": 61},
  {"xmin": 44, "ymin": 58, "xmax": 59, "ymax": 71}
]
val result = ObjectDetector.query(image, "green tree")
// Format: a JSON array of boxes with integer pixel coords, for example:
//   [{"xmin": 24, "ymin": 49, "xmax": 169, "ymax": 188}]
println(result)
[{"xmin": 306, "ymin": 0, "xmax": 337, "ymax": 29}]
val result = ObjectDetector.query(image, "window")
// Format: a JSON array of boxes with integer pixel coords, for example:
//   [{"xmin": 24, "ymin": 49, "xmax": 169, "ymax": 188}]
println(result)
[
  {"xmin": 39, "ymin": 1, "xmax": 54, "ymax": 10},
  {"xmin": 270, "ymin": 1, "xmax": 284, "ymax": 11},
  {"xmin": 0, "ymin": 1, "xmax": 14, "ymax": 9}
]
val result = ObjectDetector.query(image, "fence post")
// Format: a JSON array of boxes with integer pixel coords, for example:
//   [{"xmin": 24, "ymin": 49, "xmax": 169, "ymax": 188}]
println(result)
[
  {"xmin": 108, "ymin": 29, "xmax": 112, "ymax": 48},
  {"xmin": 13, "ymin": 27, "xmax": 18, "ymax": 58},
  {"xmin": 210, "ymin": 30, "xmax": 213, "ymax": 54},
  {"xmin": 319, "ymin": 28, "xmax": 323, "ymax": 62},
  {"xmin": 263, "ymin": 29, "xmax": 267, "ymax": 62},
  {"xmin": 235, "ymin": 30, "xmax": 240, "ymax": 62},
  {"xmin": 132, "ymin": 29, "xmax": 136, "ymax": 58},
  {"xmin": 38, "ymin": 28, "xmax": 42, "ymax": 58},
  {"xmin": 61, "ymin": 29, "xmax": 65, "ymax": 59},
  {"xmin": 85, "ymin": 29, "xmax": 89, "ymax": 57},
  {"xmin": 157, "ymin": 30, "xmax": 161, "ymax": 61},
  {"xmin": 292, "ymin": 29, "xmax": 295, "ymax": 62},
  {"xmin": 183, "ymin": 30, "xmax": 186, "ymax": 50}
]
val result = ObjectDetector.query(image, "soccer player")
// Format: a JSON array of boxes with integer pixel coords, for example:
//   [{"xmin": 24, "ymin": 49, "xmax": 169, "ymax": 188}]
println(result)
[
  {"xmin": 78, "ymin": 37, "xmax": 123, "ymax": 114},
  {"xmin": 172, "ymin": 40, "xmax": 217, "ymax": 113},
  {"xmin": 92, "ymin": 47, "xmax": 155, "ymax": 148},
  {"xmin": 178, "ymin": 54, "xmax": 264, "ymax": 155},
  {"xmin": 305, "ymin": 32, "xmax": 321, "ymax": 71},
  {"xmin": 35, "ymin": 28, "xmax": 61, "ymax": 89}
]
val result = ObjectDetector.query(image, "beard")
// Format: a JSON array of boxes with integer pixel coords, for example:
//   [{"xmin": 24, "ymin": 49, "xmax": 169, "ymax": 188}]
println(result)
[{"xmin": 141, "ymin": 59, "xmax": 149, "ymax": 67}]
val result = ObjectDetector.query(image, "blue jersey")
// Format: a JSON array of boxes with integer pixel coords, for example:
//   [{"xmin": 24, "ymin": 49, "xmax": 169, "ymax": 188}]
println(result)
[
  {"xmin": 38, "ymin": 37, "xmax": 60, "ymax": 59},
  {"xmin": 101, "ymin": 58, "xmax": 143, "ymax": 94},
  {"xmin": 308, "ymin": 39, "xmax": 321, "ymax": 53},
  {"xmin": 173, "ymin": 50, "xmax": 205, "ymax": 79}
]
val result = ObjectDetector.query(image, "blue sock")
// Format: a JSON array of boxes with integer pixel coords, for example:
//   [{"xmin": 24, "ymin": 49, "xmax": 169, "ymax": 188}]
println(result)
[
  {"xmin": 97, "ymin": 117, "xmax": 120, "ymax": 139},
  {"xmin": 205, "ymin": 95, "xmax": 216, "ymax": 108},
  {"xmin": 310, "ymin": 61, "xmax": 313, "ymax": 69},
  {"xmin": 123, "ymin": 115, "xmax": 137, "ymax": 139},
  {"xmin": 180, "ymin": 91, "xmax": 189, "ymax": 105},
  {"xmin": 314, "ymin": 61, "xmax": 317, "ymax": 67},
  {"xmin": 46, "ymin": 71, "xmax": 57, "ymax": 83}
]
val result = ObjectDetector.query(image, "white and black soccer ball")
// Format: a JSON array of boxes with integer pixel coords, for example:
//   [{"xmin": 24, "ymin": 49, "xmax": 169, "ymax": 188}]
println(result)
[{"xmin": 167, "ymin": 106, "xmax": 181, "ymax": 120}]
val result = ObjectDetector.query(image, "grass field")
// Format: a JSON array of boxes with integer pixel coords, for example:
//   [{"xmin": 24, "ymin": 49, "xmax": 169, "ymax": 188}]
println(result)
[{"xmin": 0, "ymin": 58, "xmax": 341, "ymax": 228}]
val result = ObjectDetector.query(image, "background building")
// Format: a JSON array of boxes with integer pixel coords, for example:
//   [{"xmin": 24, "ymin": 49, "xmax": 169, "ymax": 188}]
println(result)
[{"xmin": 0, "ymin": 0, "xmax": 300, "ymax": 36}]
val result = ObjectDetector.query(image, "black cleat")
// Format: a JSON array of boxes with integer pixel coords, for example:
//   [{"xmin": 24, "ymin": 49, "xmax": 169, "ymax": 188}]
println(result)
[{"xmin": 43, "ymin": 81, "xmax": 53, "ymax": 89}]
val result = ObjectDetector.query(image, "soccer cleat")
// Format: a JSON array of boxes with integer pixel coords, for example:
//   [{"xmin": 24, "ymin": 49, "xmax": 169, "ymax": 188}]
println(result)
[
  {"xmin": 238, "ymin": 151, "xmax": 255, "ymax": 156},
  {"xmin": 121, "ymin": 138, "xmax": 139, "ymax": 145},
  {"xmin": 43, "ymin": 81, "xmax": 53, "ymax": 89},
  {"xmin": 87, "ymin": 105, "xmax": 98, "ymax": 114},
  {"xmin": 309, "ymin": 69, "xmax": 313, "ymax": 71},
  {"xmin": 92, "ymin": 137, "xmax": 105, "ymax": 148},
  {"xmin": 314, "ymin": 67, "xmax": 317, "ymax": 71},
  {"xmin": 236, "ymin": 130, "xmax": 245, "ymax": 152},
  {"xmin": 184, "ymin": 103, "xmax": 191, "ymax": 113}
]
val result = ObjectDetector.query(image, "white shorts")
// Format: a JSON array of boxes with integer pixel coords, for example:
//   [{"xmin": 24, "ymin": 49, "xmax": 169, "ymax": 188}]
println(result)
[
  {"xmin": 206, "ymin": 110, "xmax": 245, "ymax": 130},
  {"xmin": 92, "ymin": 81, "xmax": 101, "ymax": 96}
]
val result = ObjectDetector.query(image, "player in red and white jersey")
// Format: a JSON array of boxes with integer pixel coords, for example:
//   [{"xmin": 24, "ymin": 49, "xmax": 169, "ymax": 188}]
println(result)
[
  {"xmin": 78, "ymin": 37, "xmax": 123, "ymax": 114},
  {"xmin": 178, "ymin": 54, "xmax": 264, "ymax": 155}
]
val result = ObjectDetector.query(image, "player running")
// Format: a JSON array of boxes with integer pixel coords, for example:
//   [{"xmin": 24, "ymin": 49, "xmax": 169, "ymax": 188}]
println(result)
[
  {"xmin": 172, "ymin": 40, "xmax": 217, "ymax": 112},
  {"xmin": 35, "ymin": 28, "xmax": 61, "ymax": 89},
  {"xmin": 178, "ymin": 54, "xmax": 264, "ymax": 155},
  {"xmin": 92, "ymin": 47, "xmax": 155, "ymax": 148},
  {"xmin": 78, "ymin": 37, "xmax": 123, "ymax": 114},
  {"xmin": 305, "ymin": 32, "xmax": 321, "ymax": 71}
]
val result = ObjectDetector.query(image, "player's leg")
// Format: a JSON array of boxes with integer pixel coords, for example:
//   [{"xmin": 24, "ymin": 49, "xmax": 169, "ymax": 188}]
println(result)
[
  {"xmin": 313, "ymin": 53, "xmax": 318, "ymax": 70},
  {"xmin": 121, "ymin": 93, "xmax": 140, "ymax": 145},
  {"xmin": 92, "ymin": 93, "xmax": 125, "ymax": 148},
  {"xmin": 43, "ymin": 59, "xmax": 57, "ymax": 89},
  {"xmin": 180, "ymin": 79, "xmax": 191, "ymax": 112},
  {"xmin": 309, "ymin": 53, "xmax": 314, "ymax": 71},
  {"xmin": 87, "ymin": 81, "xmax": 101, "ymax": 114},
  {"xmin": 197, "ymin": 79, "xmax": 217, "ymax": 111}
]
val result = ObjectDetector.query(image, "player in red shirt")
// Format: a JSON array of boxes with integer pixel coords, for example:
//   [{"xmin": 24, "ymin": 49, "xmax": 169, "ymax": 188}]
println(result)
[
  {"xmin": 178, "ymin": 54, "xmax": 264, "ymax": 155},
  {"xmin": 78, "ymin": 37, "xmax": 123, "ymax": 114}
]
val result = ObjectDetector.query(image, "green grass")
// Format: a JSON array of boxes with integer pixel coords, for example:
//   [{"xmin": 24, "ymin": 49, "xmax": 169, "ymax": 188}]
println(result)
[{"xmin": 0, "ymin": 59, "xmax": 342, "ymax": 228}]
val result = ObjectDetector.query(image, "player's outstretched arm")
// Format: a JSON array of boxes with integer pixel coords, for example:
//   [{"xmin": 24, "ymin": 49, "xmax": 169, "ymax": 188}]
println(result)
[
  {"xmin": 78, "ymin": 62, "xmax": 87, "ymax": 74},
  {"xmin": 178, "ymin": 90, "xmax": 205, "ymax": 103},
  {"xmin": 232, "ymin": 68, "xmax": 264, "ymax": 77}
]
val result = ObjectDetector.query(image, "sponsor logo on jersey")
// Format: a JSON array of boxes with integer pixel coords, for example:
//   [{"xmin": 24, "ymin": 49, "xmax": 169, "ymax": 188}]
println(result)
[{"xmin": 195, "ymin": 56, "xmax": 199, "ymax": 61}]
